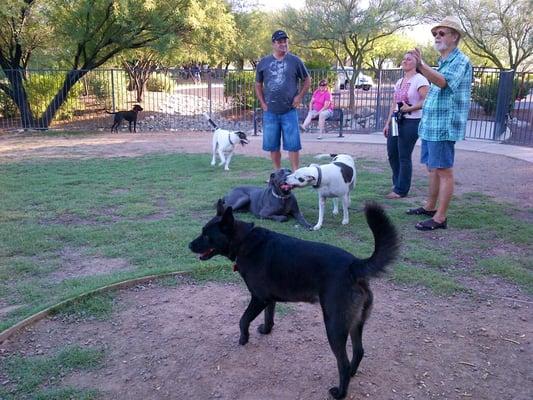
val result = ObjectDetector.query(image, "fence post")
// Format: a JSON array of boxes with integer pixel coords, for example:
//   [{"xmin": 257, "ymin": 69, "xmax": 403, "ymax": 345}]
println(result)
[
  {"xmin": 208, "ymin": 69, "xmax": 212, "ymax": 116},
  {"xmin": 493, "ymin": 70, "xmax": 514, "ymax": 140},
  {"xmin": 111, "ymin": 69, "xmax": 116, "ymax": 112},
  {"xmin": 375, "ymin": 69, "xmax": 382, "ymax": 130}
]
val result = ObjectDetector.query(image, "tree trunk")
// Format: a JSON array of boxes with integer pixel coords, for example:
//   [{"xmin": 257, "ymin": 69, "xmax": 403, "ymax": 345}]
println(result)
[
  {"xmin": 4, "ymin": 69, "xmax": 37, "ymax": 129},
  {"xmin": 37, "ymin": 70, "xmax": 86, "ymax": 128}
]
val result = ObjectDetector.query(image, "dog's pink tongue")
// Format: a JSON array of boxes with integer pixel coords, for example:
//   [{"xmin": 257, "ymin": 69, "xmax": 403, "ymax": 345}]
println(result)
[{"xmin": 280, "ymin": 184, "xmax": 292, "ymax": 191}]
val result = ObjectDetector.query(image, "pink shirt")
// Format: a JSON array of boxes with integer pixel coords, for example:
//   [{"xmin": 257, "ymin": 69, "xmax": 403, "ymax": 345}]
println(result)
[
  {"xmin": 311, "ymin": 89, "xmax": 333, "ymax": 112},
  {"xmin": 393, "ymin": 73, "xmax": 429, "ymax": 119}
]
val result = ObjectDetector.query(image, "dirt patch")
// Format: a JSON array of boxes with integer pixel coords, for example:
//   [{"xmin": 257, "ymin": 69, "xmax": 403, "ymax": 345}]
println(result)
[
  {"xmin": 47, "ymin": 247, "xmax": 132, "ymax": 283},
  {"xmin": 1, "ymin": 279, "xmax": 530, "ymax": 400}
]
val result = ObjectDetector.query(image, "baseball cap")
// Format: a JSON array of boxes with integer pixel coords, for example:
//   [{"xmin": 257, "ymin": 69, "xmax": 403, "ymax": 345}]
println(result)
[{"xmin": 272, "ymin": 30, "xmax": 289, "ymax": 42}]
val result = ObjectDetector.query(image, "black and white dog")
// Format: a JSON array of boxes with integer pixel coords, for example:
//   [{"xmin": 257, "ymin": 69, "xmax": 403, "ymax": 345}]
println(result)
[
  {"xmin": 285, "ymin": 154, "xmax": 356, "ymax": 230},
  {"xmin": 205, "ymin": 114, "xmax": 249, "ymax": 171}
]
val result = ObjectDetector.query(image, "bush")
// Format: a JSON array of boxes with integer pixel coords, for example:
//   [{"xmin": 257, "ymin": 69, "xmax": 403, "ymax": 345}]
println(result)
[
  {"xmin": 146, "ymin": 73, "xmax": 175, "ymax": 92},
  {"xmin": 85, "ymin": 73, "xmax": 112, "ymax": 102},
  {"xmin": 25, "ymin": 72, "xmax": 84, "ymax": 120},
  {"xmin": 0, "ymin": 83, "xmax": 19, "ymax": 118},
  {"xmin": 472, "ymin": 72, "xmax": 533, "ymax": 115},
  {"xmin": 224, "ymin": 71, "xmax": 257, "ymax": 109}
]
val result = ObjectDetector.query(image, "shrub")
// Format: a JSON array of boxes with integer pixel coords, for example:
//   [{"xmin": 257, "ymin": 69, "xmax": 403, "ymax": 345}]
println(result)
[
  {"xmin": 146, "ymin": 73, "xmax": 175, "ymax": 92},
  {"xmin": 224, "ymin": 71, "xmax": 257, "ymax": 109},
  {"xmin": 0, "ymin": 83, "xmax": 19, "ymax": 118},
  {"xmin": 25, "ymin": 72, "xmax": 84, "ymax": 120},
  {"xmin": 472, "ymin": 71, "xmax": 533, "ymax": 115}
]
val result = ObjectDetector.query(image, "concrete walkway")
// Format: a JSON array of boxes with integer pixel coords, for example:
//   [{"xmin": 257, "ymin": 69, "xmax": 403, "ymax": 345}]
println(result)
[{"xmin": 302, "ymin": 132, "xmax": 533, "ymax": 163}]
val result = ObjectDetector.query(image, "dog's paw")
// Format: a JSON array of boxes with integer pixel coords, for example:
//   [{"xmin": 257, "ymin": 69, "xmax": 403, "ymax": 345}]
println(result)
[
  {"xmin": 312, "ymin": 224, "xmax": 322, "ymax": 231},
  {"xmin": 332, "ymin": 209, "xmax": 339, "ymax": 215},
  {"xmin": 257, "ymin": 324, "xmax": 273, "ymax": 335},
  {"xmin": 210, "ymin": 161, "xmax": 216, "ymax": 166},
  {"xmin": 328, "ymin": 386, "xmax": 347, "ymax": 399},
  {"xmin": 224, "ymin": 167, "xmax": 230, "ymax": 171},
  {"xmin": 342, "ymin": 219, "xmax": 349, "ymax": 225},
  {"xmin": 238, "ymin": 334, "xmax": 249, "ymax": 345}
]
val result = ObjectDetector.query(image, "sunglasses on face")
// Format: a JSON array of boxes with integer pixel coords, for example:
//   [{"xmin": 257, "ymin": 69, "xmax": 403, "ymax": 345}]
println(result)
[
  {"xmin": 432, "ymin": 30, "xmax": 449, "ymax": 37},
  {"xmin": 319, "ymin": 84, "xmax": 327, "ymax": 87}
]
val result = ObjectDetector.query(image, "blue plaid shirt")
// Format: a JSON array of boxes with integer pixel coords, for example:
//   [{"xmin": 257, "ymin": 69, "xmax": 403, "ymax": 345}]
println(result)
[{"xmin": 418, "ymin": 47, "xmax": 472, "ymax": 141}]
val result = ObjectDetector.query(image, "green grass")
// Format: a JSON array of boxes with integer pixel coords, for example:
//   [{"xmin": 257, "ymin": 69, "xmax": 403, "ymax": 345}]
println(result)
[
  {"xmin": 0, "ymin": 153, "xmax": 531, "ymax": 332},
  {"xmin": 477, "ymin": 256, "xmax": 533, "ymax": 294},
  {"xmin": 391, "ymin": 263, "xmax": 466, "ymax": 294},
  {"xmin": 52, "ymin": 292, "xmax": 116, "ymax": 320},
  {"xmin": 0, "ymin": 345, "xmax": 103, "ymax": 399}
]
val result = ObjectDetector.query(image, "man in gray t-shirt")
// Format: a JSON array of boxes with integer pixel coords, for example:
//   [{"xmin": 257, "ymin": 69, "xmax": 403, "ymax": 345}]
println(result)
[{"xmin": 255, "ymin": 30, "xmax": 310, "ymax": 171}]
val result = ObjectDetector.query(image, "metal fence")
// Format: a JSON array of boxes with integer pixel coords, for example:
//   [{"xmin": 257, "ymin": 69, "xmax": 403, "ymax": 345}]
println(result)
[{"xmin": 0, "ymin": 67, "xmax": 532, "ymax": 146}]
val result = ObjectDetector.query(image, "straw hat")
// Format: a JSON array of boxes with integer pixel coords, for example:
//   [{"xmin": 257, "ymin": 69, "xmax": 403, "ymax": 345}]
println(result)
[{"xmin": 431, "ymin": 16, "xmax": 464, "ymax": 37}]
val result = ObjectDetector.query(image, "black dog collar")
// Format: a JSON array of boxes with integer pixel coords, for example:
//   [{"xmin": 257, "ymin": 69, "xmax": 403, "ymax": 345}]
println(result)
[
  {"xmin": 271, "ymin": 189, "xmax": 291, "ymax": 199},
  {"xmin": 312, "ymin": 166, "xmax": 322, "ymax": 188}
]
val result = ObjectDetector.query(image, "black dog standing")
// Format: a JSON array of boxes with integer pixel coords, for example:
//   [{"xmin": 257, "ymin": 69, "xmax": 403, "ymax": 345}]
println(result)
[
  {"xmin": 189, "ymin": 201, "xmax": 399, "ymax": 399},
  {"xmin": 107, "ymin": 104, "xmax": 143, "ymax": 133}
]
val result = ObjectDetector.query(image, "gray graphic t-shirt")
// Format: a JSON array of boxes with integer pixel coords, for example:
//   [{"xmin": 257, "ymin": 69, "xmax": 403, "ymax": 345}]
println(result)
[{"xmin": 256, "ymin": 53, "xmax": 309, "ymax": 114}]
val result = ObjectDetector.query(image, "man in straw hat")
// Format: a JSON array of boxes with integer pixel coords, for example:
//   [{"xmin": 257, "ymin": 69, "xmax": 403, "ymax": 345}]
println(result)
[{"xmin": 407, "ymin": 16, "xmax": 472, "ymax": 231}]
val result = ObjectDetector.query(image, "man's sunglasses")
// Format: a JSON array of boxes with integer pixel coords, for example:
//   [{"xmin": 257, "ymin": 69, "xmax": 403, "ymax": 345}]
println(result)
[
  {"xmin": 432, "ymin": 30, "xmax": 449, "ymax": 37},
  {"xmin": 319, "ymin": 83, "xmax": 327, "ymax": 87}
]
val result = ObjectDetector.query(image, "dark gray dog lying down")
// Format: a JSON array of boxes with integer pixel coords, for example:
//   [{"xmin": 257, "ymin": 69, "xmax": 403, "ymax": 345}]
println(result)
[{"xmin": 221, "ymin": 168, "xmax": 312, "ymax": 229}]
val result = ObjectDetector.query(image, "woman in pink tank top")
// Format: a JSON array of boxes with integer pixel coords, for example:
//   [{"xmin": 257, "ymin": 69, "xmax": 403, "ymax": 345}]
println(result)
[{"xmin": 383, "ymin": 52, "xmax": 430, "ymax": 198}]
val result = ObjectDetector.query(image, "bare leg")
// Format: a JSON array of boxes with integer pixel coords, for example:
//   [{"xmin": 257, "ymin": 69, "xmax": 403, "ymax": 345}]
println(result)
[
  {"xmin": 434, "ymin": 167, "xmax": 454, "ymax": 223},
  {"xmin": 425, "ymin": 167, "xmax": 439, "ymax": 211},
  {"xmin": 288, "ymin": 151, "xmax": 299, "ymax": 171},
  {"xmin": 271, "ymin": 151, "xmax": 282, "ymax": 170}
]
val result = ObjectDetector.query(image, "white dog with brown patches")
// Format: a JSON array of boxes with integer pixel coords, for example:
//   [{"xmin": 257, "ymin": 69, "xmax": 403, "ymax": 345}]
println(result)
[
  {"xmin": 285, "ymin": 154, "xmax": 356, "ymax": 230},
  {"xmin": 204, "ymin": 113, "xmax": 249, "ymax": 171}
]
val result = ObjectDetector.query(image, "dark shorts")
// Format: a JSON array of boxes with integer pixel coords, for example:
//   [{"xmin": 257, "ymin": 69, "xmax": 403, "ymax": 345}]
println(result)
[
  {"xmin": 262, "ymin": 109, "xmax": 301, "ymax": 152},
  {"xmin": 420, "ymin": 139, "xmax": 456, "ymax": 169}
]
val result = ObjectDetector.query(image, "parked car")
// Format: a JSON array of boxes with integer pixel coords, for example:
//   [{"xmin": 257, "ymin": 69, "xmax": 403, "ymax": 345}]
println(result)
[{"xmin": 335, "ymin": 67, "xmax": 374, "ymax": 91}]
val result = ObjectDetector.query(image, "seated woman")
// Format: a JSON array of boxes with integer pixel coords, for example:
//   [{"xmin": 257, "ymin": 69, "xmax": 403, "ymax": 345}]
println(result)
[{"xmin": 301, "ymin": 79, "xmax": 333, "ymax": 139}]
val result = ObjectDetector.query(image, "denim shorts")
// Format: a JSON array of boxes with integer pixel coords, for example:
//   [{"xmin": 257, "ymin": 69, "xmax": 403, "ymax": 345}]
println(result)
[
  {"xmin": 420, "ymin": 139, "xmax": 456, "ymax": 169},
  {"xmin": 262, "ymin": 109, "xmax": 301, "ymax": 152}
]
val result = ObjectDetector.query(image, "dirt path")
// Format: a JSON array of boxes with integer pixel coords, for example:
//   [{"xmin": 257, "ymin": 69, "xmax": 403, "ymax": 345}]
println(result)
[{"xmin": 0, "ymin": 131, "xmax": 531, "ymax": 400}]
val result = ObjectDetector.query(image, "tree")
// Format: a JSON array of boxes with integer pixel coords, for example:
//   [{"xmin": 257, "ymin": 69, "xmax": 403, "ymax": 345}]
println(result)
[
  {"xmin": 0, "ymin": 0, "xmax": 191, "ymax": 129},
  {"xmin": 363, "ymin": 34, "xmax": 415, "ymax": 72},
  {"xmin": 228, "ymin": 10, "xmax": 273, "ymax": 69},
  {"xmin": 423, "ymin": 0, "xmax": 533, "ymax": 71},
  {"xmin": 282, "ymin": 0, "xmax": 420, "ymax": 110}
]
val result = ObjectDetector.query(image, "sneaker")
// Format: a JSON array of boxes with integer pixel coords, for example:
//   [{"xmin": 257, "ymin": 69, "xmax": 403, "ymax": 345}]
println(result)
[
  {"xmin": 316, "ymin": 135, "xmax": 323, "ymax": 140},
  {"xmin": 299, "ymin": 124, "xmax": 308, "ymax": 132}
]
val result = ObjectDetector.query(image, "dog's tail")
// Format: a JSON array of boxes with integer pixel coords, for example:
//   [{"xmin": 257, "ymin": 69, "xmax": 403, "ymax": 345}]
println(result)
[
  {"xmin": 105, "ymin": 110, "xmax": 117, "ymax": 114},
  {"xmin": 203, "ymin": 113, "xmax": 218, "ymax": 130},
  {"xmin": 353, "ymin": 202, "xmax": 399, "ymax": 279}
]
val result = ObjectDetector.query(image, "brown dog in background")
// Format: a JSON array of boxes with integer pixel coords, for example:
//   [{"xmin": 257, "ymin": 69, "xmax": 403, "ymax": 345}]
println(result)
[{"xmin": 106, "ymin": 104, "xmax": 143, "ymax": 132}]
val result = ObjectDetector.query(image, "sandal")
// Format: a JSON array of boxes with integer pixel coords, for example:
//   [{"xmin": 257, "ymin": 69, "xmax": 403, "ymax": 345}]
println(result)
[
  {"xmin": 406, "ymin": 207, "xmax": 437, "ymax": 217},
  {"xmin": 415, "ymin": 218, "xmax": 447, "ymax": 231}
]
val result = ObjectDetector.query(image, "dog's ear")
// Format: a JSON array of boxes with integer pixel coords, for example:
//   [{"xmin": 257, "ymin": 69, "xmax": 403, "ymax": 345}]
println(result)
[
  {"xmin": 221, "ymin": 206, "xmax": 234, "ymax": 229},
  {"xmin": 216, "ymin": 199, "xmax": 225, "ymax": 216}
]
